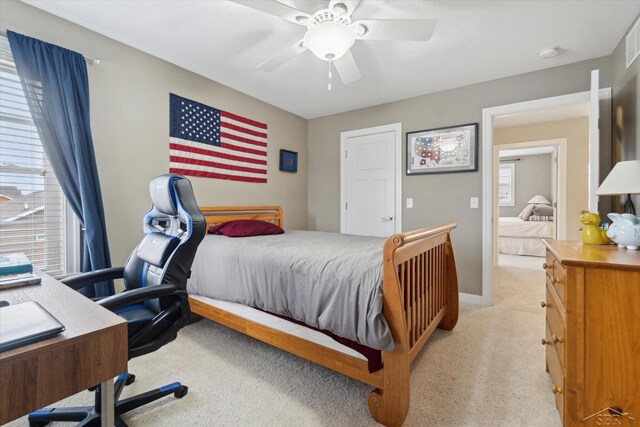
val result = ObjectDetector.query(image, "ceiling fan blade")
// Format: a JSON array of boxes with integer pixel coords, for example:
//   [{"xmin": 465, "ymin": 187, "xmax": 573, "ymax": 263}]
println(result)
[
  {"xmin": 329, "ymin": 0, "xmax": 361, "ymax": 17},
  {"xmin": 333, "ymin": 50, "xmax": 361, "ymax": 84},
  {"xmin": 228, "ymin": 0, "xmax": 310, "ymax": 26},
  {"xmin": 353, "ymin": 19, "xmax": 437, "ymax": 41},
  {"xmin": 256, "ymin": 39, "xmax": 307, "ymax": 72}
]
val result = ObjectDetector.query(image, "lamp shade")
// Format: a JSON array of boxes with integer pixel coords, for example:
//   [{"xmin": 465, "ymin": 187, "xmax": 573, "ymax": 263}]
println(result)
[
  {"xmin": 596, "ymin": 160, "xmax": 640, "ymax": 195},
  {"xmin": 527, "ymin": 195, "xmax": 551, "ymax": 204}
]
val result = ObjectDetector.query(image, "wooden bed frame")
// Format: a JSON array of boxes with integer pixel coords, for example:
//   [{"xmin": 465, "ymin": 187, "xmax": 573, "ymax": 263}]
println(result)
[{"xmin": 188, "ymin": 206, "xmax": 459, "ymax": 426}]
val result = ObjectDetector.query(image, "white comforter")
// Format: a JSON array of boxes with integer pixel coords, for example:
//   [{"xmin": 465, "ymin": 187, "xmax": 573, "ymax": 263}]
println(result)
[{"xmin": 498, "ymin": 217, "xmax": 555, "ymax": 238}]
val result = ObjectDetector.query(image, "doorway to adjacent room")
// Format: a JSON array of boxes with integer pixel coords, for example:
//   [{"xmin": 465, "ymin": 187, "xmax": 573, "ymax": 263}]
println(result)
[{"xmin": 481, "ymin": 70, "xmax": 612, "ymax": 305}]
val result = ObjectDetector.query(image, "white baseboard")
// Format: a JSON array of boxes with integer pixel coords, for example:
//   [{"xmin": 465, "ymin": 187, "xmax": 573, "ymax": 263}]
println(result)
[{"xmin": 459, "ymin": 292, "xmax": 485, "ymax": 305}]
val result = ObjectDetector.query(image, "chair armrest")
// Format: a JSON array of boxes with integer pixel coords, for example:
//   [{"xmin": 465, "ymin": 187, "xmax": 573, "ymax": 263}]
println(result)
[
  {"xmin": 62, "ymin": 267, "xmax": 125, "ymax": 291},
  {"xmin": 98, "ymin": 284, "xmax": 185, "ymax": 312}
]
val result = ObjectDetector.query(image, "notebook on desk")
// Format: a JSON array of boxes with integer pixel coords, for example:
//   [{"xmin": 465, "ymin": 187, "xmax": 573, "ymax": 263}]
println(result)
[{"xmin": 0, "ymin": 301, "xmax": 65, "ymax": 352}]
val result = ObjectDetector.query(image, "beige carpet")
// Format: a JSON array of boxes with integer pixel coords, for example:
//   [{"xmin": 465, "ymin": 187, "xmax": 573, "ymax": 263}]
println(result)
[{"xmin": 7, "ymin": 254, "xmax": 561, "ymax": 426}]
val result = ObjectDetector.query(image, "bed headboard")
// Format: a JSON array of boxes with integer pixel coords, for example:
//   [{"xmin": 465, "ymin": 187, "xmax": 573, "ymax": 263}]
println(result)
[{"xmin": 198, "ymin": 206, "xmax": 283, "ymax": 229}]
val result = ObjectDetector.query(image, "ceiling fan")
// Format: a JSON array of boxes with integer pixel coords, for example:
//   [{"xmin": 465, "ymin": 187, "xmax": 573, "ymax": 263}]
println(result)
[{"xmin": 229, "ymin": 0, "xmax": 437, "ymax": 86}]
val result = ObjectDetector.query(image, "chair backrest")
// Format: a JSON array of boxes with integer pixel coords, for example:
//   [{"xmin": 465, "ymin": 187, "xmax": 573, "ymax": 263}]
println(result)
[{"xmin": 123, "ymin": 174, "xmax": 205, "ymax": 312}]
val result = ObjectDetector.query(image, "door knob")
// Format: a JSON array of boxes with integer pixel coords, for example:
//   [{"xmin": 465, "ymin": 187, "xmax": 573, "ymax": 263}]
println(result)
[{"xmin": 380, "ymin": 216, "xmax": 393, "ymax": 222}]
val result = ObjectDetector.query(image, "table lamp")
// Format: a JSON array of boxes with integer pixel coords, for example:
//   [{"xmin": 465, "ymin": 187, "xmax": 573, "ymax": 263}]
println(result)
[
  {"xmin": 596, "ymin": 160, "xmax": 640, "ymax": 215},
  {"xmin": 527, "ymin": 195, "xmax": 551, "ymax": 205}
]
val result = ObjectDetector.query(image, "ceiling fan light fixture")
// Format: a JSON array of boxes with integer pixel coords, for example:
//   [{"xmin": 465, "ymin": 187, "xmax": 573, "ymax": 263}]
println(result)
[{"xmin": 304, "ymin": 21, "xmax": 355, "ymax": 61}]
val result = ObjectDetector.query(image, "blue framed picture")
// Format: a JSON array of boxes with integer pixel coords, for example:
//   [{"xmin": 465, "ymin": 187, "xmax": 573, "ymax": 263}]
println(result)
[{"xmin": 279, "ymin": 149, "xmax": 298, "ymax": 173}]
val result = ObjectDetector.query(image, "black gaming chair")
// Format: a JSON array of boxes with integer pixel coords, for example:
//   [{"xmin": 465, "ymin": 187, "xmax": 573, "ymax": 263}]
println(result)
[{"xmin": 28, "ymin": 174, "xmax": 206, "ymax": 427}]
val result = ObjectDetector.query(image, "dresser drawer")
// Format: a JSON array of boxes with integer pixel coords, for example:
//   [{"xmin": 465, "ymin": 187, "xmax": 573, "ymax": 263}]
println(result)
[
  {"xmin": 544, "ymin": 249, "xmax": 565, "ymax": 305},
  {"xmin": 545, "ymin": 281, "xmax": 565, "ymax": 322},
  {"xmin": 544, "ymin": 251, "xmax": 554, "ymax": 280},
  {"xmin": 546, "ymin": 337, "xmax": 565, "ymax": 424},
  {"xmin": 545, "ymin": 320, "xmax": 564, "ymax": 371},
  {"xmin": 551, "ymin": 260, "xmax": 566, "ymax": 304}
]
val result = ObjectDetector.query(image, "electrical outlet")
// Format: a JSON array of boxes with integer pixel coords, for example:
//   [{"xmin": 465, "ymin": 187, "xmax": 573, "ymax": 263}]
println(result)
[
  {"xmin": 470, "ymin": 197, "xmax": 479, "ymax": 209},
  {"xmin": 406, "ymin": 198, "xmax": 413, "ymax": 208}
]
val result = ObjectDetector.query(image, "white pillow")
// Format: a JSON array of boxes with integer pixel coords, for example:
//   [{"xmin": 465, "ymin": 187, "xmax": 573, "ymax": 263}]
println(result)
[{"xmin": 518, "ymin": 204, "xmax": 535, "ymax": 221}]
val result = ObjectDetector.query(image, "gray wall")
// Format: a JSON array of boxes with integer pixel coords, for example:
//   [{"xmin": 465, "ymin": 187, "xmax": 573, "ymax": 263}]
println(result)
[
  {"xmin": 611, "ymin": 17, "xmax": 640, "ymax": 211},
  {"xmin": 498, "ymin": 154, "xmax": 552, "ymax": 217},
  {"xmin": 308, "ymin": 59, "xmax": 612, "ymax": 296},
  {"xmin": 0, "ymin": 0, "xmax": 309, "ymax": 270}
]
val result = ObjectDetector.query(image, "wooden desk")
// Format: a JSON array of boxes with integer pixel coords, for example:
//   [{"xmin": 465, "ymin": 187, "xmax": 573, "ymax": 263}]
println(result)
[{"xmin": 0, "ymin": 269, "xmax": 128, "ymax": 425}]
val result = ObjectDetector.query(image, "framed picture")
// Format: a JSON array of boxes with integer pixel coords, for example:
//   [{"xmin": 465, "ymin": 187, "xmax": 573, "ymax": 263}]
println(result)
[
  {"xmin": 279, "ymin": 149, "xmax": 298, "ymax": 173},
  {"xmin": 498, "ymin": 162, "xmax": 516, "ymax": 206},
  {"xmin": 406, "ymin": 123, "xmax": 478, "ymax": 175}
]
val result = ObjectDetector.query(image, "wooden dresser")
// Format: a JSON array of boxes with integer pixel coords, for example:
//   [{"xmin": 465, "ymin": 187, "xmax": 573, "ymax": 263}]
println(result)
[{"xmin": 542, "ymin": 240, "xmax": 640, "ymax": 426}]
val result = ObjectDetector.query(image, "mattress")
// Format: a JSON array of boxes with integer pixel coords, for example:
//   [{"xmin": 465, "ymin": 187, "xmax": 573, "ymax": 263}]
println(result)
[
  {"xmin": 187, "ymin": 231, "xmax": 394, "ymax": 351},
  {"xmin": 189, "ymin": 295, "xmax": 367, "ymax": 361},
  {"xmin": 498, "ymin": 217, "xmax": 555, "ymax": 238}
]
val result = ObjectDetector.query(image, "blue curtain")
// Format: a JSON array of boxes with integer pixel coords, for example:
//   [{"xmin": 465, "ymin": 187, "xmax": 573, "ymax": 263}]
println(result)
[{"xmin": 8, "ymin": 31, "xmax": 113, "ymax": 298}]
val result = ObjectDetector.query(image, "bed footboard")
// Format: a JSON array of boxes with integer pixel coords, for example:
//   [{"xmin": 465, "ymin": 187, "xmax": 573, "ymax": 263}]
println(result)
[{"xmin": 369, "ymin": 222, "xmax": 459, "ymax": 426}]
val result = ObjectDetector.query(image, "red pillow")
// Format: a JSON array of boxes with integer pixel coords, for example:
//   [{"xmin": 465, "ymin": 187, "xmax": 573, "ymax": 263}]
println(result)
[
  {"xmin": 208, "ymin": 220, "xmax": 284, "ymax": 237},
  {"xmin": 208, "ymin": 222, "xmax": 226, "ymax": 235}
]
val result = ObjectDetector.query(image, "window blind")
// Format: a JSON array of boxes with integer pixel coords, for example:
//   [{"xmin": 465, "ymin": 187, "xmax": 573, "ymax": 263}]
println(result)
[{"xmin": 0, "ymin": 34, "xmax": 66, "ymax": 277}]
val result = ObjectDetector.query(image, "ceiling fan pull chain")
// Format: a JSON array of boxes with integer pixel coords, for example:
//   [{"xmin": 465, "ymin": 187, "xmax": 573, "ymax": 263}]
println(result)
[{"xmin": 328, "ymin": 60, "xmax": 333, "ymax": 91}]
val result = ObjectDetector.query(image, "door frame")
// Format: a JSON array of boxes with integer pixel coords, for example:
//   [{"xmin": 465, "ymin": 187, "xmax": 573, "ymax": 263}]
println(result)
[
  {"xmin": 493, "ymin": 139, "xmax": 568, "ymax": 265},
  {"xmin": 481, "ymin": 87, "xmax": 611, "ymax": 306},
  {"xmin": 340, "ymin": 123, "xmax": 403, "ymax": 235}
]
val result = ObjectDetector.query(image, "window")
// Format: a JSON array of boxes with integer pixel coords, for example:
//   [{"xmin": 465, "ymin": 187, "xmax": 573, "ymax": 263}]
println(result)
[
  {"xmin": 0, "ymin": 34, "xmax": 80, "ymax": 277},
  {"xmin": 498, "ymin": 163, "xmax": 515, "ymax": 207}
]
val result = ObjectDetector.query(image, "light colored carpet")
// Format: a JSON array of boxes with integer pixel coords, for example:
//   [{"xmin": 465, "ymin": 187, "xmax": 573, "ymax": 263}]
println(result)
[{"xmin": 7, "ymin": 254, "xmax": 561, "ymax": 426}]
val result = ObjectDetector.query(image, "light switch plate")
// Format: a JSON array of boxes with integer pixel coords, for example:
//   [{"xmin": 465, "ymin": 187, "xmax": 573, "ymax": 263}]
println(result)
[
  {"xmin": 470, "ymin": 197, "xmax": 479, "ymax": 209},
  {"xmin": 406, "ymin": 198, "xmax": 413, "ymax": 208}
]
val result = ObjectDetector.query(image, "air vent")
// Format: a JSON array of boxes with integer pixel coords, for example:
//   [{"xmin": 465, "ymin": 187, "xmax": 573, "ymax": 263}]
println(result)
[{"xmin": 626, "ymin": 17, "xmax": 640, "ymax": 69}]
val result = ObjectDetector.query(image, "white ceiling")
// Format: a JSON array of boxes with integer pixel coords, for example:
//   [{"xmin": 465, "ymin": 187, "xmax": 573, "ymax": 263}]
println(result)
[
  {"xmin": 494, "ymin": 102, "xmax": 590, "ymax": 128},
  {"xmin": 22, "ymin": 0, "xmax": 640, "ymax": 119}
]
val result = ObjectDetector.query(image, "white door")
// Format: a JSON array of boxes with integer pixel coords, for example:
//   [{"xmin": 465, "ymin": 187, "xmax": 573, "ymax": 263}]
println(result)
[
  {"xmin": 341, "ymin": 124, "xmax": 401, "ymax": 237},
  {"xmin": 588, "ymin": 69, "xmax": 600, "ymax": 212}
]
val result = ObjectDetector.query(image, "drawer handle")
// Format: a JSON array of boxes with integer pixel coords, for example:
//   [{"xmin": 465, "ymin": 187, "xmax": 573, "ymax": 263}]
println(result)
[
  {"xmin": 551, "ymin": 384, "xmax": 562, "ymax": 394},
  {"xmin": 552, "ymin": 277, "xmax": 562, "ymax": 284},
  {"xmin": 542, "ymin": 262, "xmax": 552, "ymax": 270},
  {"xmin": 541, "ymin": 338, "xmax": 551, "ymax": 346},
  {"xmin": 541, "ymin": 301, "xmax": 551, "ymax": 308},
  {"xmin": 552, "ymin": 335, "xmax": 563, "ymax": 344}
]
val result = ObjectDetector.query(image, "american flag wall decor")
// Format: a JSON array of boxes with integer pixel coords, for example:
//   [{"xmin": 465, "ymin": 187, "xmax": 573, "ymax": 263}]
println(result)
[{"xmin": 169, "ymin": 93, "xmax": 268, "ymax": 183}]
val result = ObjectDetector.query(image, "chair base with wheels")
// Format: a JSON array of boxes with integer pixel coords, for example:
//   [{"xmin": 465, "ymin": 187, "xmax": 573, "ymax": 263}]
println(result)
[{"xmin": 28, "ymin": 373, "xmax": 188, "ymax": 427}]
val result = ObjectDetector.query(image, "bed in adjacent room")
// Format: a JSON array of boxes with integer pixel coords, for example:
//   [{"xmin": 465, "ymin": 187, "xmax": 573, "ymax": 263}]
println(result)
[
  {"xmin": 186, "ymin": 206, "xmax": 460, "ymax": 426},
  {"xmin": 498, "ymin": 216, "xmax": 555, "ymax": 257}
]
